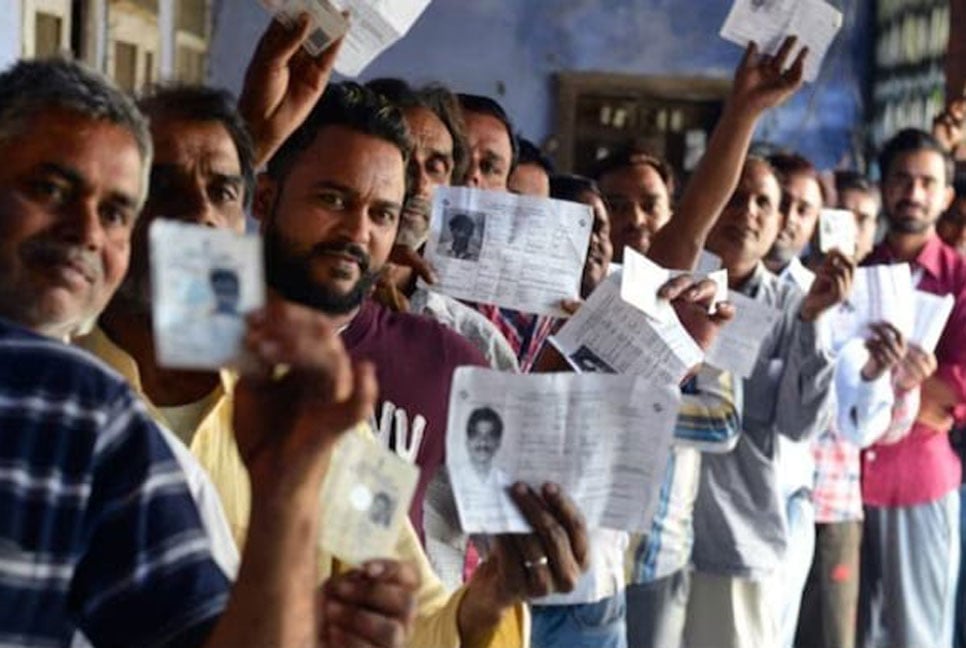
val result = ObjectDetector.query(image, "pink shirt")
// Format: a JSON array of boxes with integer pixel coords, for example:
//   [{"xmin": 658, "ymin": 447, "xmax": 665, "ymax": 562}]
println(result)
[{"xmin": 861, "ymin": 236, "xmax": 966, "ymax": 507}]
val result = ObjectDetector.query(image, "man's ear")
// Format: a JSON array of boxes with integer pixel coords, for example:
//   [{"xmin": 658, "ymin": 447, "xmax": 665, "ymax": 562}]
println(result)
[{"xmin": 253, "ymin": 173, "xmax": 277, "ymax": 231}]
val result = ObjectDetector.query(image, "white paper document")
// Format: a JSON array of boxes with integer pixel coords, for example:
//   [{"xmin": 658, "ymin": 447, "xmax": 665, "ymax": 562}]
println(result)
[
  {"xmin": 318, "ymin": 433, "xmax": 419, "ymax": 565},
  {"xmin": 150, "ymin": 220, "xmax": 265, "ymax": 371},
  {"xmin": 910, "ymin": 290, "xmax": 955, "ymax": 353},
  {"xmin": 818, "ymin": 208, "xmax": 858, "ymax": 257},
  {"xmin": 422, "ymin": 187, "xmax": 592, "ymax": 317},
  {"xmin": 330, "ymin": 0, "xmax": 432, "ymax": 75},
  {"xmin": 720, "ymin": 0, "xmax": 844, "ymax": 82},
  {"xmin": 446, "ymin": 368, "xmax": 680, "ymax": 534},
  {"xmin": 551, "ymin": 273, "xmax": 704, "ymax": 385},
  {"xmin": 826, "ymin": 263, "xmax": 916, "ymax": 351},
  {"xmin": 622, "ymin": 247, "xmax": 728, "ymax": 317},
  {"xmin": 705, "ymin": 290, "xmax": 782, "ymax": 378}
]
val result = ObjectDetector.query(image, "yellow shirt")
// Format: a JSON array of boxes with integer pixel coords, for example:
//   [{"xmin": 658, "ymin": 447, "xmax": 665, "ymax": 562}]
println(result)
[{"xmin": 76, "ymin": 326, "xmax": 527, "ymax": 648}]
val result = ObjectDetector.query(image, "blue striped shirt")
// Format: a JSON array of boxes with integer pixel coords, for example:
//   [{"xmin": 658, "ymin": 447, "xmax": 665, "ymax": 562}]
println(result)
[
  {"xmin": 632, "ymin": 365, "xmax": 741, "ymax": 583},
  {"xmin": 0, "ymin": 320, "xmax": 229, "ymax": 647}
]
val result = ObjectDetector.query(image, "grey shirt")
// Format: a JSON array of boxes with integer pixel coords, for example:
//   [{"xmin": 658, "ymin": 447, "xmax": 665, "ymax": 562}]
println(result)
[{"xmin": 691, "ymin": 263, "xmax": 835, "ymax": 580}]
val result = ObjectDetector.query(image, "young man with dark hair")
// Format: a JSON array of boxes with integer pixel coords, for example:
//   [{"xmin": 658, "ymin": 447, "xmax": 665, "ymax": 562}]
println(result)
[
  {"xmin": 764, "ymin": 151, "xmax": 826, "ymax": 285},
  {"xmin": 835, "ymin": 170, "xmax": 881, "ymax": 263},
  {"xmin": 857, "ymin": 128, "xmax": 965, "ymax": 648},
  {"xmin": 458, "ymin": 93, "xmax": 519, "ymax": 191}
]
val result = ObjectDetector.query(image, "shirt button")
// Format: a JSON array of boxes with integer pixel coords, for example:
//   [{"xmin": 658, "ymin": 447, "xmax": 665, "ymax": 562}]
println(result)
[{"xmin": 866, "ymin": 451, "xmax": 876, "ymax": 462}]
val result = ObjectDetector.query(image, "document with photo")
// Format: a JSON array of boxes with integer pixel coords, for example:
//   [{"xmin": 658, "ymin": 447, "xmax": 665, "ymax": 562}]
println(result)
[
  {"xmin": 720, "ymin": 0, "xmax": 843, "ymax": 82},
  {"xmin": 446, "ymin": 367, "xmax": 680, "ymax": 534},
  {"xmin": 150, "ymin": 220, "xmax": 265, "ymax": 371},
  {"xmin": 826, "ymin": 263, "xmax": 916, "ymax": 351},
  {"xmin": 705, "ymin": 290, "xmax": 782, "ymax": 378},
  {"xmin": 318, "ymin": 433, "xmax": 419, "ymax": 565},
  {"xmin": 422, "ymin": 187, "xmax": 593, "ymax": 317},
  {"xmin": 910, "ymin": 290, "xmax": 955, "ymax": 353}
]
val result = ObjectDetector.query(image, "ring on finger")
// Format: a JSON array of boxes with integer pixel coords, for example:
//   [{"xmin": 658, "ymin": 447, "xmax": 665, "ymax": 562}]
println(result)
[{"xmin": 523, "ymin": 555, "xmax": 549, "ymax": 570}]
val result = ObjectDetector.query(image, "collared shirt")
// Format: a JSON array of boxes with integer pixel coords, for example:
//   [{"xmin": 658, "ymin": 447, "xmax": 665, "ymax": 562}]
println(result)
[
  {"xmin": 777, "ymin": 255, "xmax": 817, "ymax": 293},
  {"xmin": 0, "ymin": 320, "xmax": 229, "ymax": 647},
  {"xmin": 811, "ymin": 339, "xmax": 898, "ymax": 523},
  {"xmin": 861, "ymin": 236, "xmax": 966, "ymax": 507},
  {"xmin": 409, "ymin": 288, "xmax": 520, "ymax": 372},
  {"xmin": 631, "ymin": 365, "xmax": 741, "ymax": 583},
  {"xmin": 691, "ymin": 263, "xmax": 835, "ymax": 580},
  {"xmin": 473, "ymin": 304, "xmax": 557, "ymax": 373},
  {"xmin": 78, "ymin": 324, "xmax": 527, "ymax": 648}
]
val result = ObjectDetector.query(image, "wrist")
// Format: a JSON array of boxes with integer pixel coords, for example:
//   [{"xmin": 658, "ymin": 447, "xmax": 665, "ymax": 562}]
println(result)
[{"xmin": 459, "ymin": 559, "xmax": 517, "ymax": 641}]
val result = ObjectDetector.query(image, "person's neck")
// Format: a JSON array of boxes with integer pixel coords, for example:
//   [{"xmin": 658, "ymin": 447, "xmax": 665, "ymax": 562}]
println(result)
[
  {"xmin": 762, "ymin": 257, "xmax": 788, "ymax": 275},
  {"xmin": 99, "ymin": 303, "xmax": 221, "ymax": 408},
  {"xmin": 885, "ymin": 227, "xmax": 933, "ymax": 263},
  {"xmin": 726, "ymin": 257, "xmax": 760, "ymax": 289}
]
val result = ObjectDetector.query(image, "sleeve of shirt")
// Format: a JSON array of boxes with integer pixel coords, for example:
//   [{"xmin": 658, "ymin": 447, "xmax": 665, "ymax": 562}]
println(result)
[
  {"xmin": 673, "ymin": 365, "xmax": 742, "ymax": 453},
  {"xmin": 73, "ymin": 390, "xmax": 230, "ymax": 648},
  {"xmin": 834, "ymin": 339, "xmax": 896, "ymax": 448},
  {"xmin": 773, "ymin": 310, "xmax": 837, "ymax": 441},
  {"xmin": 935, "ymin": 293, "xmax": 966, "ymax": 423}
]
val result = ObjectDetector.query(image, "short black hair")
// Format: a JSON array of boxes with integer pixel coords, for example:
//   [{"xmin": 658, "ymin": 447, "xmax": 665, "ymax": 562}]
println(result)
[
  {"xmin": 834, "ymin": 169, "xmax": 875, "ymax": 196},
  {"xmin": 767, "ymin": 151, "xmax": 828, "ymax": 204},
  {"xmin": 517, "ymin": 136, "xmax": 554, "ymax": 175},
  {"xmin": 549, "ymin": 173, "xmax": 601, "ymax": 203},
  {"xmin": 467, "ymin": 406, "xmax": 503, "ymax": 439},
  {"xmin": 448, "ymin": 212, "xmax": 475, "ymax": 234},
  {"xmin": 590, "ymin": 143, "xmax": 677, "ymax": 197},
  {"xmin": 267, "ymin": 82, "xmax": 412, "ymax": 183},
  {"xmin": 139, "ymin": 85, "xmax": 256, "ymax": 209},
  {"xmin": 878, "ymin": 128, "xmax": 954, "ymax": 186},
  {"xmin": 457, "ymin": 93, "xmax": 519, "ymax": 170}
]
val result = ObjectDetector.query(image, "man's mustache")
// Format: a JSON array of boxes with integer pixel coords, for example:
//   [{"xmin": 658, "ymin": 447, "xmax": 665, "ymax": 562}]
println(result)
[
  {"xmin": 896, "ymin": 199, "xmax": 926, "ymax": 213},
  {"xmin": 311, "ymin": 241, "xmax": 371, "ymax": 273},
  {"xmin": 23, "ymin": 240, "xmax": 102, "ymax": 283}
]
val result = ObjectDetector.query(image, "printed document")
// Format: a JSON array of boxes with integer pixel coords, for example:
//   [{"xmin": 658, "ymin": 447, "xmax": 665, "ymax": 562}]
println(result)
[{"xmin": 705, "ymin": 290, "xmax": 782, "ymax": 378}]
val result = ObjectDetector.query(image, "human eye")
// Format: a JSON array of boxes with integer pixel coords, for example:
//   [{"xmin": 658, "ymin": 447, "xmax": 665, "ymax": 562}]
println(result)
[
  {"xmin": 209, "ymin": 181, "xmax": 240, "ymax": 205},
  {"xmin": 315, "ymin": 190, "xmax": 347, "ymax": 210},
  {"xmin": 370, "ymin": 205, "xmax": 399, "ymax": 226},
  {"xmin": 27, "ymin": 177, "xmax": 71, "ymax": 205},
  {"xmin": 100, "ymin": 203, "xmax": 135, "ymax": 228}
]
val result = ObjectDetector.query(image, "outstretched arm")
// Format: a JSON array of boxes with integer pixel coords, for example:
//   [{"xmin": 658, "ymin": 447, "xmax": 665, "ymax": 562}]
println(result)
[{"xmin": 648, "ymin": 37, "xmax": 806, "ymax": 270}]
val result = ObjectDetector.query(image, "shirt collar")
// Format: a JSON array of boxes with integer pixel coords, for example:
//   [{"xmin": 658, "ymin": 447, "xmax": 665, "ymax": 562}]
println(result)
[
  {"xmin": 735, "ymin": 261, "xmax": 769, "ymax": 297},
  {"xmin": 870, "ymin": 234, "xmax": 945, "ymax": 280}
]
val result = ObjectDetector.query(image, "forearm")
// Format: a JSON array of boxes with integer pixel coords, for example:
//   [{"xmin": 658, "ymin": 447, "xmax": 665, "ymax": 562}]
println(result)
[
  {"xmin": 776, "ymin": 316, "xmax": 836, "ymax": 440},
  {"xmin": 457, "ymin": 560, "xmax": 518, "ymax": 647},
  {"xmin": 648, "ymin": 104, "xmax": 761, "ymax": 270},
  {"xmin": 204, "ymin": 486, "xmax": 320, "ymax": 648}
]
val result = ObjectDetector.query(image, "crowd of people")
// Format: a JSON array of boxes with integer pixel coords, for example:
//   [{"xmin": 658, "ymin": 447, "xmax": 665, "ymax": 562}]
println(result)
[{"xmin": 1, "ymin": 8, "xmax": 965, "ymax": 648}]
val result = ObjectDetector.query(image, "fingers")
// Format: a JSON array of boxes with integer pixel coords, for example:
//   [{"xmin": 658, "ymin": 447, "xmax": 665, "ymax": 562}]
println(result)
[
  {"xmin": 324, "ymin": 600, "xmax": 407, "ymax": 648},
  {"xmin": 784, "ymin": 46, "xmax": 808, "ymax": 86},
  {"xmin": 740, "ymin": 40, "xmax": 759, "ymax": 69},
  {"xmin": 657, "ymin": 274, "xmax": 695, "ymax": 300},
  {"xmin": 710, "ymin": 301, "xmax": 736, "ymax": 326},
  {"xmin": 509, "ymin": 482, "xmax": 586, "ymax": 593},
  {"xmin": 771, "ymin": 35, "xmax": 798, "ymax": 71},
  {"xmin": 560, "ymin": 298, "xmax": 583, "ymax": 316},
  {"xmin": 324, "ymin": 562, "xmax": 419, "ymax": 622},
  {"xmin": 256, "ymin": 13, "xmax": 313, "ymax": 71},
  {"xmin": 388, "ymin": 244, "xmax": 437, "ymax": 283},
  {"xmin": 541, "ymin": 483, "xmax": 590, "ymax": 570}
]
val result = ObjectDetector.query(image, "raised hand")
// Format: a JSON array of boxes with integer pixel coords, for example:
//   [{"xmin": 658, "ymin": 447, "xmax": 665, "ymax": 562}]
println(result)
[
  {"xmin": 233, "ymin": 297, "xmax": 377, "ymax": 494},
  {"xmin": 239, "ymin": 13, "xmax": 345, "ymax": 167},
  {"xmin": 932, "ymin": 97, "xmax": 966, "ymax": 153},
  {"xmin": 318, "ymin": 560, "xmax": 419, "ymax": 648},
  {"xmin": 801, "ymin": 250, "xmax": 854, "ymax": 322},
  {"xmin": 659, "ymin": 274, "xmax": 736, "ymax": 352},
  {"xmin": 730, "ymin": 36, "xmax": 807, "ymax": 115}
]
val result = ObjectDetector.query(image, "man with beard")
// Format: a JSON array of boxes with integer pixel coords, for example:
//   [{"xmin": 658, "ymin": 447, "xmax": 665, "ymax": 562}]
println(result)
[
  {"xmin": 257, "ymin": 80, "xmax": 591, "ymax": 646},
  {"xmin": 763, "ymin": 152, "xmax": 826, "ymax": 289},
  {"xmin": 857, "ymin": 129, "xmax": 966, "ymax": 648}
]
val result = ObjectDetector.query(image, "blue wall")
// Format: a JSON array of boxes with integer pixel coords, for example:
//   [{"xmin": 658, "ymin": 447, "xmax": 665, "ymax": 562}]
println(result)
[{"xmin": 210, "ymin": 0, "xmax": 872, "ymax": 169}]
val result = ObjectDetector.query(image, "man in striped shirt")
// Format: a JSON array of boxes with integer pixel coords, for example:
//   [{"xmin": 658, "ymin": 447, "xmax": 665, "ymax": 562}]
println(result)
[{"xmin": 0, "ymin": 54, "xmax": 402, "ymax": 648}]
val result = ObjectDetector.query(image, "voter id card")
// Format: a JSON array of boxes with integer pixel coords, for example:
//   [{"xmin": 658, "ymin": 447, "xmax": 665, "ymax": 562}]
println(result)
[
  {"xmin": 818, "ymin": 208, "xmax": 858, "ymax": 257},
  {"xmin": 318, "ymin": 433, "xmax": 419, "ymax": 565},
  {"xmin": 150, "ymin": 219, "xmax": 265, "ymax": 371}
]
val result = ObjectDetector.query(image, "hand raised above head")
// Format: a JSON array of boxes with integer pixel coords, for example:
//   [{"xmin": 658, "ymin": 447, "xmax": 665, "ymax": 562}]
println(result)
[
  {"xmin": 239, "ymin": 12, "xmax": 345, "ymax": 167},
  {"xmin": 730, "ymin": 36, "xmax": 807, "ymax": 115}
]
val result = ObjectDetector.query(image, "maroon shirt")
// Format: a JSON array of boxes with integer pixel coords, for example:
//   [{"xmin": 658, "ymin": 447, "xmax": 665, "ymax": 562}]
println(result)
[
  {"xmin": 342, "ymin": 299, "xmax": 488, "ymax": 542},
  {"xmin": 861, "ymin": 235, "xmax": 966, "ymax": 506}
]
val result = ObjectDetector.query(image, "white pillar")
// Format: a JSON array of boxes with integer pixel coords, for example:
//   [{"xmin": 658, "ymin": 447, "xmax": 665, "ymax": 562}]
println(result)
[
  {"xmin": 0, "ymin": 1, "xmax": 24, "ymax": 71},
  {"xmin": 159, "ymin": 0, "xmax": 175, "ymax": 80}
]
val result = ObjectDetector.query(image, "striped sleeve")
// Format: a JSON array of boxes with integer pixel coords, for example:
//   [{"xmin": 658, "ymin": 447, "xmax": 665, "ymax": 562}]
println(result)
[
  {"xmin": 73, "ymin": 390, "xmax": 230, "ymax": 648},
  {"xmin": 673, "ymin": 365, "xmax": 742, "ymax": 453}
]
